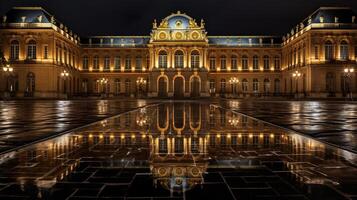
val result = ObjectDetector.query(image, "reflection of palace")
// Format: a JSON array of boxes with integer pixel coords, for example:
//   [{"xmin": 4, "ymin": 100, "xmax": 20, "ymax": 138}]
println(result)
[
  {"xmin": 0, "ymin": 7, "xmax": 356, "ymax": 98},
  {"xmin": 0, "ymin": 103, "xmax": 338, "ymax": 193}
]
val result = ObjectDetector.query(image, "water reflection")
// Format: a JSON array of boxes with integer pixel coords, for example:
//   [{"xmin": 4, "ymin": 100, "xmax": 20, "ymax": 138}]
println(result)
[{"xmin": 0, "ymin": 102, "xmax": 356, "ymax": 199}]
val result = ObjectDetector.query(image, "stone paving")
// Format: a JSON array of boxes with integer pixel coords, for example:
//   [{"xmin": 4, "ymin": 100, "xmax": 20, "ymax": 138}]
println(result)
[
  {"xmin": 220, "ymin": 100, "xmax": 357, "ymax": 152},
  {"xmin": 0, "ymin": 102, "xmax": 355, "ymax": 200},
  {"xmin": 0, "ymin": 99, "xmax": 153, "ymax": 153}
]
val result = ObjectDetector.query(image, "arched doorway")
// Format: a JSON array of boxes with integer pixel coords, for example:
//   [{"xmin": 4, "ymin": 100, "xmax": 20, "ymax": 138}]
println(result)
[
  {"xmin": 158, "ymin": 76, "xmax": 168, "ymax": 97},
  {"xmin": 190, "ymin": 76, "xmax": 200, "ymax": 97},
  {"xmin": 174, "ymin": 76, "xmax": 184, "ymax": 98}
]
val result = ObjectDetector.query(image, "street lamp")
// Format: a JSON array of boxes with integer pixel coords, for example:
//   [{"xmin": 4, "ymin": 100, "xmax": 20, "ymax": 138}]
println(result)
[
  {"xmin": 292, "ymin": 71, "xmax": 301, "ymax": 96},
  {"xmin": 60, "ymin": 70, "xmax": 70, "ymax": 98},
  {"xmin": 136, "ymin": 77, "xmax": 147, "ymax": 97},
  {"xmin": 97, "ymin": 78, "xmax": 108, "ymax": 97},
  {"xmin": 229, "ymin": 77, "xmax": 239, "ymax": 98},
  {"xmin": 343, "ymin": 67, "xmax": 354, "ymax": 100},
  {"xmin": 2, "ymin": 64, "xmax": 14, "ymax": 97},
  {"xmin": 3, "ymin": 64, "xmax": 13, "ymax": 73}
]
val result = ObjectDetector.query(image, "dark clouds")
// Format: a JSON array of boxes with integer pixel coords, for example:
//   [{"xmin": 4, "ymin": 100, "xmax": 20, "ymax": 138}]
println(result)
[{"xmin": 0, "ymin": 0, "xmax": 356, "ymax": 36}]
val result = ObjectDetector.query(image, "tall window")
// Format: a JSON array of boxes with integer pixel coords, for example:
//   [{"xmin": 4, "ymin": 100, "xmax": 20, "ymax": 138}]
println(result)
[
  {"xmin": 253, "ymin": 55, "xmax": 259, "ymax": 70},
  {"xmin": 135, "ymin": 56, "xmax": 142, "ymax": 70},
  {"xmin": 10, "ymin": 40, "xmax": 19, "ymax": 60},
  {"xmin": 104, "ymin": 56, "xmax": 110, "ymax": 70},
  {"xmin": 114, "ymin": 56, "xmax": 120, "ymax": 70},
  {"xmin": 324, "ymin": 41, "xmax": 333, "ymax": 60},
  {"xmin": 340, "ymin": 41, "xmax": 349, "ymax": 60},
  {"xmin": 174, "ymin": 50, "xmax": 184, "ymax": 68},
  {"xmin": 93, "ymin": 56, "xmax": 99, "ymax": 70},
  {"xmin": 274, "ymin": 79, "xmax": 280, "ymax": 94},
  {"xmin": 253, "ymin": 79, "xmax": 259, "ymax": 93},
  {"xmin": 191, "ymin": 50, "xmax": 200, "ymax": 68},
  {"xmin": 209, "ymin": 57, "xmax": 216, "ymax": 70},
  {"xmin": 115, "ymin": 79, "xmax": 121, "ymax": 95},
  {"xmin": 209, "ymin": 79, "xmax": 215, "ymax": 90},
  {"xmin": 220, "ymin": 79, "xmax": 226, "ymax": 94},
  {"xmin": 43, "ymin": 45, "xmax": 48, "ymax": 59},
  {"xmin": 27, "ymin": 40, "xmax": 37, "ymax": 59},
  {"xmin": 242, "ymin": 79, "xmax": 248, "ymax": 92},
  {"xmin": 274, "ymin": 56, "xmax": 280, "ymax": 70},
  {"xmin": 63, "ymin": 48, "xmax": 67, "ymax": 64},
  {"xmin": 82, "ymin": 56, "xmax": 88, "ymax": 70},
  {"xmin": 355, "ymin": 46, "xmax": 357, "ymax": 60},
  {"xmin": 263, "ymin": 55, "xmax": 270, "ymax": 70},
  {"xmin": 220, "ymin": 55, "xmax": 226, "ymax": 70},
  {"xmin": 231, "ymin": 55, "xmax": 237, "ymax": 70},
  {"xmin": 26, "ymin": 72, "xmax": 35, "ymax": 96},
  {"xmin": 314, "ymin": 46, "xmax": 319, "ymax": 59},
  {"xmin": 242, "ymin": 55, "xmax": 248, "ymax": 70},
  {"xmin": 158, "ymin": 50, "xmax": 167, "ymax": 68},
  {"xmin": 263, "ymin": 79, "xmax": 270, "ymax": 93},
  {"xmin": 125, "ymin": 56, "xmax": 131, "ymax": 70}
]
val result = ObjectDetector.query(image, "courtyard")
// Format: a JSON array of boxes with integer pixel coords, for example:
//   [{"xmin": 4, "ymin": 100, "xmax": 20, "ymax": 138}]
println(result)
[{"xmin": 0, "ymin": 100, "xmax": 355, "ymax": 199}]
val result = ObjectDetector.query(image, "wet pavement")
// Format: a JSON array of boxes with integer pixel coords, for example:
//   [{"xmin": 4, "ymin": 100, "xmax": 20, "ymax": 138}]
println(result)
[
  {"xmin": 0, "ymin": 102, "xmax": 356, "ymax": 200},
  {"xmin": 0, "ymin": 100, "xmax": 152, "ymax": 153},
  {"xmin": 220, "ymin": 100, "xmax": 357, "ymax": 153}
]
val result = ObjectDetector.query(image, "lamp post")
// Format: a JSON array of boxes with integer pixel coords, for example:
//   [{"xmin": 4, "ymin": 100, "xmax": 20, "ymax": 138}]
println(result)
[
  {"xmin": 292, "ymin": 71, "xmax": 301, "ymax": 98},
  {"xmin": 136, "ymin": 77, "xmax": 147, "ymax": 97},
  {"xmin": 229, "ymin": 77, "xmax": 239, "ymax": 98},
  {"xmin": 60, "ymin": 70, "xmax": 70, "ymax": 98},
  {"xmin": 343, "ymin": 67, "xmax": 354, "ymax": 100},
  {"xmin": 97, "ymin": 78, "xmax": 108, "ymax": 98}
]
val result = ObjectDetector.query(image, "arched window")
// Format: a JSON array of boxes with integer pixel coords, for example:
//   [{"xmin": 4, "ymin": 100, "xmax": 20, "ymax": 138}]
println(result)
[
  {"xmin": 220, "ymin": 55, "xmax": 226, "ymax": 70},
  {"xmin": 340, "ymin": 41, "xmax": 349, "ymax": 60},
  {"xmin": 81, "ymin": 79, "xmax": 88, "ymax": 94},
  {"xmin": 253, "ymin": 55, "xmax": 259, "ymax": 70},
  {"xmin": 274, "ymin": 79, "xmax": 280, "ymax": 94},
  {"xmin": 174, "ymin": 50, "xmax": 184, "ymax": 68},
  {"xmin": 324, "ymin": 41, "xmax": 333, "ymax": 60},
  {"xmin": 27, "ymin": 40, "xmax": 36, "ymax": 59},
  {"xmin": 10, "ymin": 40, "xmax": 19, "ymax": 60},
  {"xmin": 26, "ymin": 72, "xmax": 35, "ymax": 96},
  {"xmin": 242, "ymin": 79, "xmax": 248, "ymax": 92},
  {"xmin": 274, "ymin": 56, "xmax": 280, "ymax": 70},
  {"xmin": 209, "ymin": 79, "xmax": 216, "ymax": 92},
  {"xmin": 93, "ymin": 55, "xmax": 99, "ymax": 70},
  {"xmin": 263, "ymin": 55, "xmax": 270, "ymax": 70},
  {"xmin": 82, "ymin": 56, "xmax": 88, "ymax": 70},
  {"xmin": 263, "ymin": 79, "xmax": 270, "ymax": 94},
  {"xmin": 125, "ymin": 56, "xmax": 131, "ymax": 70},
  {"xmin": 135, "ymin": 56, "xmax": 142, "ymax": 70},
  {"xmin": 115, "ymin": 79, "xmax": 121, "ymax": 95},
  {"xmin": 158, "ymin": 50, "xmax": 167, "ymax": 68},
  {"xmin": 191, "ymin": 50, "xmax": 200, "ymax": 68},
  {"xmin": 242, "ymin": 55, "xmax": 248, "ymax": 70},
  {"xmin": 253, "ymin": 79, "xmax": 259, "ymax": 93},
  {"xmin": 220, "ymin": 79, "xmax": 226, "ymax": 94},
  {"xmin": 114, "ymin": 56, "xmax": 121, "ymax": 70},
  {"xmin": 209, "ymin": 57, "xmax": 216, "ymax": 70},
  {"xmin": 231, "ymin": 55, "xmax": 237, "ymax": 70}
]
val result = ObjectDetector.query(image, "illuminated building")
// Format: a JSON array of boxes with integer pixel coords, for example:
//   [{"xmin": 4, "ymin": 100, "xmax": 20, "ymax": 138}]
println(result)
[{"xmin": 0, "ymin": 7, "xmax": 356, "ymax": 98}]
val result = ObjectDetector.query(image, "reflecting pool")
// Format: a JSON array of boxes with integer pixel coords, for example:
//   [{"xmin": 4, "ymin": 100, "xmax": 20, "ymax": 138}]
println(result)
[{"xmin": 0, "ymin": 102, "xmax": 356, "ymax": 200}]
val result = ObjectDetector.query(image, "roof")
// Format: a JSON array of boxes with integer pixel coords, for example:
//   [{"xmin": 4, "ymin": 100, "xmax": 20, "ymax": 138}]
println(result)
[{"xmin": 4, "ymin": 7, "xmax": 53, "ymax": 23}]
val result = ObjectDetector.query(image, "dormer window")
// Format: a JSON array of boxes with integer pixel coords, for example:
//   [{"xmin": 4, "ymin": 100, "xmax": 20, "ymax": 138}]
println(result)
[
  {"xmin": 21, "ymin": 16, "xmax": 26, "ymax": 23},
  {"xmin": 319, "ymin": 16, "xmax": 324, "ymax": 23},
  {"xmin": 334, "ymin": 17, "xmax": 339, "ymax": 23},
  {"xmin": 2, "ymin": 16, "xmax": 7, "ymax": 23},
  {"xmin": 353, "ymin": 16, "xmax": 356, "ymax": 23},
  {"xmin": 37, "ymin": 15, "xmax": 43, "ymax": 23}
]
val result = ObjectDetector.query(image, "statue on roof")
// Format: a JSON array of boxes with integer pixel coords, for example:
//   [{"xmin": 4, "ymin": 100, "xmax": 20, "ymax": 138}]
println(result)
[
  {"xmin": 160, "ymin": 19, "xmax": 169, "ymax": 28},
  {"xmin": 153, "ymin": 19, "xmax": 157, "ymax": 28},
  {"xmin": 189, "ymin": 19, "xmax": 197, "ymax": 28},
  {"xmin": 200, "ymin": 19, "xmax": 205, "ymax": 28}
]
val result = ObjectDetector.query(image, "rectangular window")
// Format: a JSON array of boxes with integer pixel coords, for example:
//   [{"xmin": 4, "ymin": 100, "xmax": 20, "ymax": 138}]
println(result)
[
  {"xmin": 104, "ymin": 56, "xmax": 110, "ymax": 70},
  {"xmin": 231, "ymin": 57, "xmax": 237, "ymax": 70},
  {"xmin": 135, "ymin": 57, "xmax": 142, "ymax": 70},
  {"xmin": 340, "ymin": 45, "xmax": 349, "ymax": 60},
  {"xmin": 274, "ymin": 57, "xmax": 280, "ymax": 70},
  {"xmin": 93, "ymin": 56, "xmax": 99, "ymax": 70},
  {"xmin": 253, "ymin": 57, "xmax": 259, "ymax": 70},
  {"xmin": 27, "ymin": 44, "xmax": 36, "ymax": 59},
  {"xmin": 242, "ymin": 57, "xmax": 248, "ymax": 70},
  {"xmin": 10, "ymin": 43, "xmax": 19, "ymax": 60},
  {"xmin": 83, "ymin": 57, "xmax": 88, "ymax": 70},
  {"xmin": 314, "ymin": 46, "xmax": 319, "ymax": 59},
  {"xmin": 209, "ymin": 57, "xmax": 216, "ymax": 70},
  {"xmin": 125, "ymin": 56, "xmax": 131, "ymax": 70},
  {"xmin": 43, "ymin": 45, "xmax": 48, "ymax": 59},
  {"xmin": 220, "ymin": 58, "xmax": 226, "ymax": 70},
  {"xmin": 114, "ymin": 56, "xmax": 121, "ymax": 70}
]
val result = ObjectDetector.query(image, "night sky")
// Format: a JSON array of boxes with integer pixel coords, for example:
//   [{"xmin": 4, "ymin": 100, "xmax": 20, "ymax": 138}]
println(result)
[{"xmin": 0, "ymin": 0, "xmax": 357, "ymax": 36}]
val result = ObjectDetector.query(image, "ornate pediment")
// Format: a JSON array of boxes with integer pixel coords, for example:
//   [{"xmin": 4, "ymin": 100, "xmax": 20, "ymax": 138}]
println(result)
[{"xmin": 150, "ymin": 11, "xmax": 208, "ymax": 43}]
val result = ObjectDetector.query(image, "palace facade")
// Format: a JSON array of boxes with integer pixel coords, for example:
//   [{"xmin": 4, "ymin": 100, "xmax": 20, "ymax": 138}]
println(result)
[{"xmin": 0, "ymin": 6, "xmax": 356, "ymax": 98}]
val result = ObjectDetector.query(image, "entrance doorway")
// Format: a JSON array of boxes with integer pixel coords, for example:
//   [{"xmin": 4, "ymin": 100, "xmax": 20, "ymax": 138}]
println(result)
[
  {"xmin": 191, "ymin": 77, "xmax": 200, "ymax": 97},
  {"xmin": 158, "ymin": 77, "xmax": 168, "ymax": 97},
  {"xmin": 174, "ymin": 77, "xmax": 184, "ymax": 98}
]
